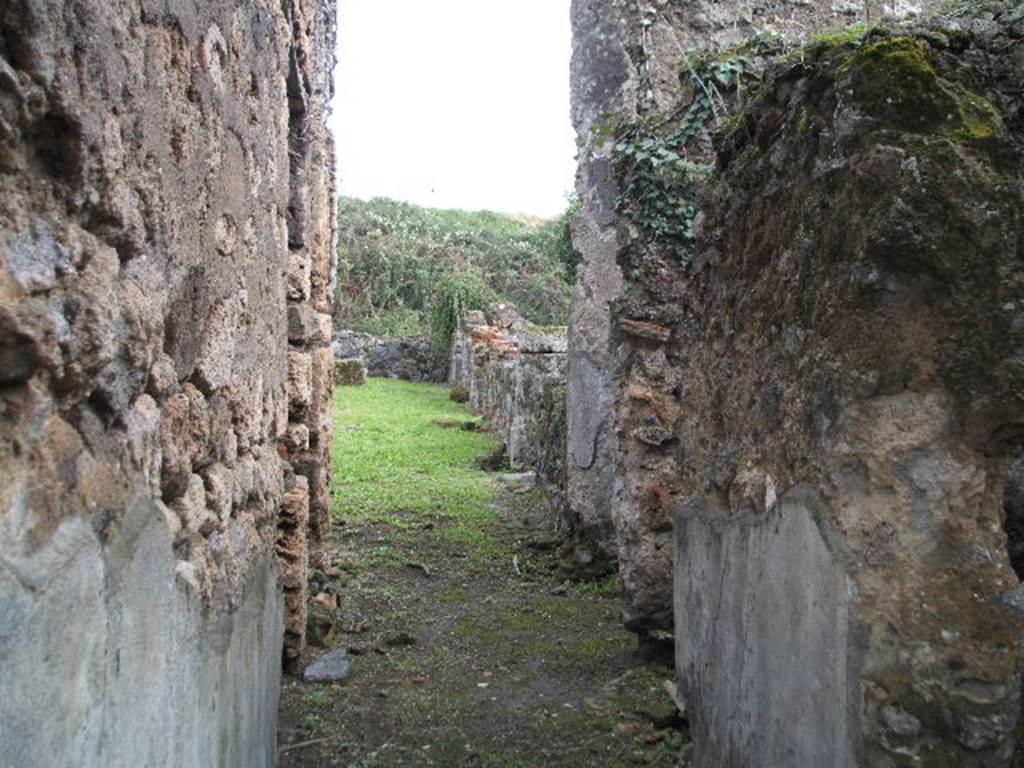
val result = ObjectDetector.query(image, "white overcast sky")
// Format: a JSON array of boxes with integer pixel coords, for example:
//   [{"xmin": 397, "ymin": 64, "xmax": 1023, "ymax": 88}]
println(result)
[{"xmin": 330, "ymin": 0, "xmax": 576, "ymax": 218}]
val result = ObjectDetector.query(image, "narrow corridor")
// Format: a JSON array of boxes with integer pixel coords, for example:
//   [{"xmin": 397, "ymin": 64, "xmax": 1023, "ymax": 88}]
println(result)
[{"xmin": 278, "ymin": 379, "xmax": 685, "ymax": 767}]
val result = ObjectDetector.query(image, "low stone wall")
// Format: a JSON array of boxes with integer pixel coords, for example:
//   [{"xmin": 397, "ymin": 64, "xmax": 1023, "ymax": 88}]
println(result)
[
  {"xmin": 449, "ymin": 308, "xmax": 567, "ymax": 486},
  {"xmin": 334, "ymin": 357, "xmax": 367, "ymax": 386},
  {"xmin": 332, "ymin": 330, "xmax": 445, "ymax": 382}
]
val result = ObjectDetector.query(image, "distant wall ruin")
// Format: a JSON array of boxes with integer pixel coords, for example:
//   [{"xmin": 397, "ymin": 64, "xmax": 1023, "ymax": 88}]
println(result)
[
  {"xmin": 449, "ymin": 306, "xmax": 568, "ymax": 488},
  {"xmin": 333, "ymin": 329, "xmax": 446, "ymax": 383},
  {"xmin": 0, "ymin": 0, "xmax": 335, "ymax": 764}
]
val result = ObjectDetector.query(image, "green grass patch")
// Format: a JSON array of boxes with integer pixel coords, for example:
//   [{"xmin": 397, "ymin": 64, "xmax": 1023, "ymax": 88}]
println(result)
[
  {"xmin": 562, "ymin": 634, "xmax": 635, "ymax": 666},
  {"xmin": 575, "ymin": 573, "xmax": 624, "ymax": 598},
  {"xmin": 436, "ymin": 585, "xmax": 473, "ymax": 604},
  {"xmin": 303, "ymin": 687, "xmax": 331, "ymax": 709},
  {"xmin": 442, "ymin": 521, "xmax": 515, "ymax": 571},
  {"xmin": 498, "ymin": 608, "xmax": 549, "ymax": 632},
  {"xmin": 331, "ymin": 378, "xmax": 499, "ymax": 524}
]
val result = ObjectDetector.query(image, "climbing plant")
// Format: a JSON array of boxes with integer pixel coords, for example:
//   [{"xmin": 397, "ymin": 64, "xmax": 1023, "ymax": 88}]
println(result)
[
  {"xmin": 429, "ymin": 272, "xmax": 496, "ymax": 354},
  {"xmin": 611, "ymin": 35, "xmax": 777, "ymax": 263},
  {"xmin": 613, "ymin": 134, "xmax": 713, "ymax": 264}
]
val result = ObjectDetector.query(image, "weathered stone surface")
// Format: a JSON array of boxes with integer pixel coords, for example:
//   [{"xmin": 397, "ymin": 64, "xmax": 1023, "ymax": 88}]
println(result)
[
  {"xmin": 619, "ymin": 318, "xmax": 670, "ymax": 343},
  {"xmin": 332, "ymin": 329, "xmax": 446, "ymax": 382},
  {"xmin": 302, "ymin": 345, "xmax": 334, "ymax": 543},
  {"xmin": 675, "ymin": 492, "xmax": 854, "ymax": 768},
  {"xmin": 449, "ymin": 309, "xmax": 568, "ymax": 488},
  {"xmin": 519, "ymin": 325, "xmax": 569, "ymax": 354},
  {"xmin": 334, "ymin": 357, "xmax": 367, "ymax": 386},
  {"xmin": 570, "ymin": 0, "xmax": 1021, "ymax": 764},
  {"xmin": 288, "ymin": 351, "xmax": 313, "ymax": 415},
  {"xmin": 1, "ymin": 495, "xmax": 283, "ymax": 768},
  {"xmin": 0, "ymin": 0, "xmax": 335, "ymax": 763},
  {"xmin": 277, "ymin": 474, "xmax": 309, "ymax": 670},
  {"xmin": 1006, "ymin": 454, "xmax": 1024, "ymax": 578},
  {"xmin": 288, "ymin": 304, "xmax": 332, "ymax": 346},
  {"xmin": 306, "ymin": 600, "xmax": 341, "ymax": 648},
  {"xmin": 569, "ymin": 0, "xmax": 952, "ymax": 650},
  {"xmin": 662, "ymin": 15, "xmax": 1020, "ymax": 767},
  {"xmin": 304, "ymin": 648, "xmax": 352, "ymax": 683},
  {"xmin": 566, "ymin": 0, "xmax": 633, "ymax": 575}
]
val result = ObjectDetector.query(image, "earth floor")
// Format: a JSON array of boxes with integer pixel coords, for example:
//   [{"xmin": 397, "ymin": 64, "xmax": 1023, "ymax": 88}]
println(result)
[{"xmin": 277, "ymin": 378, "xmax": 687, "ymax": 768}]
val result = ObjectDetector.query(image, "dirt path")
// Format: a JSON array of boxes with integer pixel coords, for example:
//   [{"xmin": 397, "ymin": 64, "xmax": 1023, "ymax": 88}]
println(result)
[{"xmin": 278, "ymin": 380, "xmax": 685, "ymax": 767}]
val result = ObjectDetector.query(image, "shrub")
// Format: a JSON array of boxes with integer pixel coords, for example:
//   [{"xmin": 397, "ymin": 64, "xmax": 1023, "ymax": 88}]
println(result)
[
  {"xmin": 333, "ymin": 197, "xmax": 577, "ymax": 337},
  {"xmin": 449, "ymin": 384, "xmax": 470, "ymax": 403}
]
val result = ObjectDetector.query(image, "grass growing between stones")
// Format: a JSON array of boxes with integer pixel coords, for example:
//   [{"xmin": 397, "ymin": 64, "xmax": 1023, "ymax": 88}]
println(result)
[{"xmin": 279, "ymin": 378, "xmax": 686, "ymax": 767}]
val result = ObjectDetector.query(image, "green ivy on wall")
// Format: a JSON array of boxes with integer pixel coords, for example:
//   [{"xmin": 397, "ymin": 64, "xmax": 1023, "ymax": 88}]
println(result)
[{"xmin": 611, "ymin": 34, "xmax": 778, "ymax": 263}]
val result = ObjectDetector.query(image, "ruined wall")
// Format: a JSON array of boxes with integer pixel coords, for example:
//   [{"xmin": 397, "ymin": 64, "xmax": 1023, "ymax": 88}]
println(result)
[
  {"xmin": 568, "ymin": 0, "xmax": 1024, "ymax": 764},
  {"xmin": 671, "ymin": 15, "xmax": 1024, "ymax": 764},
  {"xmin": 281, "ymin": 0, "xmax": 336, "ymax": 670},
  {"xmin": 570, "ymin": 0, "xmax": 1023, "ymax": 764},
  {"xmin": 568, "ymin": 0, "xmax": 947, "ymax": 647},
  {"xmin": 0, "ymin": 0, "xmax": 334, "ymax": 763},
  {"xmin": 333, "ymin": 329, "xmax": 446, "ymax": 382},
  {"xmin": 449, "ymin": 307, "xmax": 568, "ymax": 486}
]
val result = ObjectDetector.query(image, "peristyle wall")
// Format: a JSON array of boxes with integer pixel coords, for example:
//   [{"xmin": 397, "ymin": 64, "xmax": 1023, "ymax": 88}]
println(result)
[{"xmin": 449, "ymin": 307, "xmax": 568, "ymax": 487}]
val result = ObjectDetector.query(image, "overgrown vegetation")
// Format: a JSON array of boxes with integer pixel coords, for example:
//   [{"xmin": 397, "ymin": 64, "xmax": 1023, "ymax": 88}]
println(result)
[
  {"xmin": 608, "ymin": 17, "xmax": 1004, "ymax": 267},
  {"xmin": 334, "ymin": 197, "xmax": 578, "ymax": 340},
  {"xmin": 430, "ymin": 273, "xmax": 496, "ymax": 354},
  {"xmin": 808, "ymin": 20, "xmax": 872, "ymax": 48}
]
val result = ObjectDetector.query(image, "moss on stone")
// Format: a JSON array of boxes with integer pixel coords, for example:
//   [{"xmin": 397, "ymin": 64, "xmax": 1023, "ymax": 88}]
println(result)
[
  {"xmin": 527, "ymin": 324, "xmax": 568, "ymax": 334},
  {"xmin": 797, "ymin": 112, "xmax": 812, "ymax": 136},
  {"xmin": 953, "ymin": 88, "xmax": 1004, "ymax": 140},
  {"xmin": 333, "ymin": 356, "xmax": 366, "ymax": 386},
  {"xmin": 810, "ymin": 21, "xmax": 872, "ymax": 48},
  {"xmin": 843, "ymin": 37, "xmax": 956, "ymax": 129},
  {"xmin": 841, "ymin": 35, "xmax": 1004, "ymax": 141}
]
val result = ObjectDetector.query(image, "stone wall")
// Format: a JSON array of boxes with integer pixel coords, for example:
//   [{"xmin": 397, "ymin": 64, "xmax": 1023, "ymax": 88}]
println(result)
[
  {"xmin": 0, "ymin": 0, "xmax": 334, "ymax": 764},
  {"xmin": 674, "ymin": 16, "xmax": 1024, "ymax": 764},
  {"xmin": 449, "ymin": 307, "xmax": 568, "ymax": 486},
  {"xmin": 281, "ymin": 0, "xmax": 336, "ymax": 670},
  {"xmin": 333, "ymin": 329, "xmax": 446, "ymax": 382},
  {"xmin": 568, "ymin": 0, "xmax": 949, "ymax": 646},
  {"xmin": 1007, "ymin": 454, "xmax": 1024, "ymax": 578},
  {"xmin": 573, "ymin": 0, "xmax": 1023, "ymax": 765}
]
